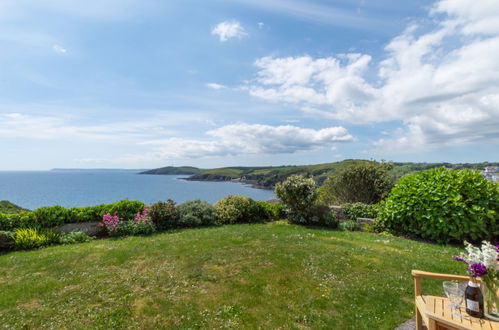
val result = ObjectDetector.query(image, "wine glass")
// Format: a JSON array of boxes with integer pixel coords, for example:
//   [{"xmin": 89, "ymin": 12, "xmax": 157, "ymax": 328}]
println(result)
[{"xmin": 443, "ymin": 281, "xmax": 466, "ymax": 318}]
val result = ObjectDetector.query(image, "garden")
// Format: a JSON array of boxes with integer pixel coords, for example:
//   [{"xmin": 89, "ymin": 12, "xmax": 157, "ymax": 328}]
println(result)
[{"xmin": 0, "ymin": 165, "xmax": 497, "ymax": 328}]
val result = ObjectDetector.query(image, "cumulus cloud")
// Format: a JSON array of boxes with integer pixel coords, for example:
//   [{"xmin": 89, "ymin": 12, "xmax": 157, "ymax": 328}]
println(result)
[
  {"xmin": 211, "ymin": 20, "xmax": 247, "ymax": 42},
  {"xmin": 206, "ymin": 82, "xmax": 226, "ymax": 90},
  {"xmin": 141, "ymin": 123, "xmax": 354, "ymax": 159},
  {"xmin": 0, "ymin": 112, "xmax": 354, "ymax": 163},
  {"xmin": 246, "ymin": 0, "xmax": 499, "ymax": 153},
  {"xmin": 52, "ymin": 44, "xmax": 67, "ymax": 53}
]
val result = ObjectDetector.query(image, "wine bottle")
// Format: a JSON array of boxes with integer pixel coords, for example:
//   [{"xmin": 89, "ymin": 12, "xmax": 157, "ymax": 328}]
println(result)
[{"xmin": 465, "ymin": 281, "xmax": 484, "ymax": 318}]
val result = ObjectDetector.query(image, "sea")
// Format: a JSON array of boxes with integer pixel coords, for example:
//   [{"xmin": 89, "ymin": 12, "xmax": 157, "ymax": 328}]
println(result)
[{"xmin": 0, "ymin": 170, "xmax": 275, "ymax": 210}]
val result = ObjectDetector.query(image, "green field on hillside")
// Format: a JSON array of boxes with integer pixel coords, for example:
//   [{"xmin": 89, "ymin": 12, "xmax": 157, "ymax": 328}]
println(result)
[
  {"xmin": 0, "ymin": 201, "xmax": 29, "ymax": 214},
  {"xmin": 142, "ymin": 160, "xmax": 498, "ymax": 188},
  {"xmin": 0, "ymin": 222, "xmax": 463, "ymax": 329}
]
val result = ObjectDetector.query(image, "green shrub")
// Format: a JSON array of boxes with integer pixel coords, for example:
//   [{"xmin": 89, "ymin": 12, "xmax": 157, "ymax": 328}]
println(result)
[
  {"xmin": 309, "ymin": 207, "xmax": 338, "ymax": 228},
  {"xmin": 59, "ymin": 230, "xmax": 93, "ymax": 244},
  {"xmin": 32, "ymin": 205, "xmax": 70, "ymax": 229},
  {"xmin": 178, "ymin": 200, "xmax": 217, "ymax": 227},
  {"xmin": 0, "ymin": 231, "xmax": 14, "ymax": 251},
  {"xmin": 257, "ymin": 201, "xmax": 285, "ymax": 221},
  {"xmin": 376, "ymin": 167, "xmax": 498, "ymax": 243},
  {"xmin": 0, "ymin": 200, "xmax": 145, "ymax": 231},
  {"xmin": 342, "ymin": 202, "xmax": 378, "ymax": 221},
  {"xmin": 0, "ymin": 201, "xmax": 29, "ymax": 214},
  {"xmin": 339, "ymin": 220, "xmax": 358, "ymax": 231},
  {"xmin": 13, "ymin": 228, "xmax": 60, "ymax": 250},
  {"xmin": 69, "ymin": 205, "xmax": 107, "ymax": 223},
  {"xmin": 115, "ymin": 220, "xmax": 156, "ymax": 236},
  {"xmin": 318, "ymin": 162, "xmax": 393, "ymax": 205},
  {"xmin": 214, "ymin": 196, "xmax": 266, "ymax": 225},
  {"xmin": 102, "ymin": 200, "xmax": 145, "ymax": 222},
  {"xmin": 149, "ymin": 199, "xmax": 179, "ymax": 230},
  {"xmin": 1, "ymin": 212, "xmax": 37, "ymax": 231},
  {"xmin": 275, "ymin": 175, "xmax": 317, "ymax": 224}
]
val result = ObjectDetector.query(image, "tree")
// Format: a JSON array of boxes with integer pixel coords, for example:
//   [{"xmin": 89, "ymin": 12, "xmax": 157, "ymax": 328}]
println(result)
[{"xmin": 318, "ymin": 162, "xmax": 393, "ymax": 205}]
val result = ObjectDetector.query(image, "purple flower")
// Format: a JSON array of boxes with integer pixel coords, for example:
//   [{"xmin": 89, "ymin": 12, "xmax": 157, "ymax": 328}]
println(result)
[
  {"xmin": 467, "ymin": 263, "xmax": 488, "ymax": 277},
  {"xmin": 453, "ymin": 256, "xmax": 467, "ymax": 263}
]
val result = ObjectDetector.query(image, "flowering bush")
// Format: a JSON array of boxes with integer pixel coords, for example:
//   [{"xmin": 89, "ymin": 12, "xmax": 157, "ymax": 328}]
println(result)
[
  {"xmin": 275, "ymin": 175, "xmax": 317, "ymax": 224},
  {"xmin": 102, "ymin": 208, "xmax": 156, "ymax": 237},
  {"xmin": 102, "ymin": 213, "xmax": 120, "ymax": 233}
]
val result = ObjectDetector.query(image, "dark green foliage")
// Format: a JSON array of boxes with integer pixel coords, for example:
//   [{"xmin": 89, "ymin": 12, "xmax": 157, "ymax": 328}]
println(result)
[
  {"xmin": 59, "ymin": 231, "xmax": 93, "ymax": 245},
  {"xmin": 13, "ymin": 228, "xmax": 60, "ymax": 250},
  {"xmin": 178, "ymin": 200, "xmax": 217, "ymax": 227},
  {"xmin": 275, "ymin": 175, "xmax": 317, "ymax": 224},
  {"xmin": 149, "ymin": 199, "xmax": 180, "ymax": 230},
  {"xmin": 342, "ymin": 202, "xmax": 378, "ymax": 221},
  {"xmin": 339, "ymin": 220, "xmax": 358, "ymax": 231},
  {"xmin": 145, "ymin": 161, "xmax": 499, "ymax": 189},
  {"xmin": 318, "ymin": 162, "xmax": 394, "ymax": 205},
  {"xmin": 114, "ymin": 221, "xmax": 156, "ymax": 237},
  {"xmin": 140, "ymin": 166, "xmax": 201, "ymax": 175},
  {"xmin": 102, "ymin": 200, "xmax": 145, "ymax": 221},
  {"xmin": 0, "ymin": 212, "xmax": 36, "ymax": 231},
  {"xmin": 376, "ymin": 167, "xmax": 499, "ymax": 243},
  {"xmin": 214, "ymin": 196, "xmax": 266, "ymax": 225},
  {"xmin": 308, "ymin": 205, "xmax": 338, "ymax": 228},
  {"xmin": 256, "ymin": 201, "xmax": 285, "ymax": 221},
  {"xmin": 32, "ymin": 205, "xmax": 70, "ymax": 229},
  {"xmin": 0, "ymin": 200, "xmax": 145, "ymax": 231},
  {"xmin": 0, "ymin": 231, "xmax": 14, "ymax": 251},
  {"xmin": 0, "ymin": 201, "xmax": 29, "ymax": 214}
]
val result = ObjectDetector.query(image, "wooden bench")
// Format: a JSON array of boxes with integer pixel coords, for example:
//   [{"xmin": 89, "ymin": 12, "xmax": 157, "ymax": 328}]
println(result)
[{"xmin": 412, "ymin": 270, "xmax": 498, "ymax": 330}]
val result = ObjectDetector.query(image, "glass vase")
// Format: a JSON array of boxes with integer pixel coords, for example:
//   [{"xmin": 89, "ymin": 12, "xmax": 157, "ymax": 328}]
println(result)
[{"xmin": 484, "ymin": 279, "xmax": 499, "ymax": 321}]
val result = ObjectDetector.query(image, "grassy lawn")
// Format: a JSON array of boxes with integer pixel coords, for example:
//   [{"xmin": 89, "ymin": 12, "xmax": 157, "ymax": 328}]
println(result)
[{"xmin": 0, "ymin": 222, "xmax": 463, "ymax": 329}]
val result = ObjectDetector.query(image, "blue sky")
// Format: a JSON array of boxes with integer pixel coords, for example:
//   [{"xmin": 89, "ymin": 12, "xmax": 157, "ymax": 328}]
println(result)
[{"xmin": 0, "ymin": 0, "xmax": 498, "ymax": 170}]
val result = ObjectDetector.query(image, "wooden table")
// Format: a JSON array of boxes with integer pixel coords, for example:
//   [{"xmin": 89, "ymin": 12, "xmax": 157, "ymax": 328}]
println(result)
[{"xmin": 419, "ymin": 295, "xmax": 498, "ymax": 330}]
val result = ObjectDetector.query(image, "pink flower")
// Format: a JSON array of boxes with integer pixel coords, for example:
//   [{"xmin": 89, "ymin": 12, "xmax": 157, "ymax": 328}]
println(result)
[{"xmin": 102, "ymin": 213, "xmax": 120, "ymax": 231}]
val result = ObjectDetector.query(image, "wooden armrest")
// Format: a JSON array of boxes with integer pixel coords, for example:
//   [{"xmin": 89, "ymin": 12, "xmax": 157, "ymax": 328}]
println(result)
[
  {"xmin": 411, "ymin": 270, "xmax": 471, "ymax": 282},
  {"xmin": 412, "ymin": 270, "xmax": 475, "ymax": 298}
]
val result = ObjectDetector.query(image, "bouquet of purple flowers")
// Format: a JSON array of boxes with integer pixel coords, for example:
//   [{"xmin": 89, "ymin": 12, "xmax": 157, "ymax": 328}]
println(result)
[{"xmin": 454, "ymin": 241, "xmax": 499, "ymax": 320}]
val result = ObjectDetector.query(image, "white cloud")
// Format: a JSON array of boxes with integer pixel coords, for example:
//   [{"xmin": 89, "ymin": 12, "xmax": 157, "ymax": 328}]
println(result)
[
  {"xmin": 211, "ymin": 20, "xmax": 247, "ymax": 42},
  {"xmin": 246, "ymin": 0, "xmax": 499, "ymax": 153},
  {"xmin": 52, "ymin": 44, "xmax": 67, "ymax": 53},
  {"xmin": 0, "ymin": 111, "xmax": 354, "ymax": 165},
  {"xmin": 141, "ymin": 123, "xmax": 354, "ymax": 159},
  {"xmin": 257, "ymin": 22, "xmax": 265, "ymax": 29},
  {"xmin": 206, "ymin": 83, "xmax": 226, "ymax": 90},
  {"xmin": 0, "ymin": 112, "xmax": 177, "ymax": 141}
]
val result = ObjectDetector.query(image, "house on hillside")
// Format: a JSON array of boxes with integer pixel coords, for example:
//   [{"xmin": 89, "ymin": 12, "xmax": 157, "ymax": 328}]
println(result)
[{"xmin": 481, "ymin": 166, "xmax": 499, "ymax": 182}]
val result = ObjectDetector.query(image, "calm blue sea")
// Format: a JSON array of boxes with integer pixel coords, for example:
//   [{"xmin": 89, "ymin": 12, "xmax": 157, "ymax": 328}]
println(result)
[{"xmin": 0, "ymin": 171, "xmax": 275, "ymax": 210}]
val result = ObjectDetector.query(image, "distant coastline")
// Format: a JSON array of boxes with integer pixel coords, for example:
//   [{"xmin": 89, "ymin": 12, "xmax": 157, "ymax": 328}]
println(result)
[
  {"xmin": 140, "ymin": 160, "xmax": 499, "ymax": 189},
  {"xmin": 51, "ymin": 168, "xmax": 148, "ymax": 172}
]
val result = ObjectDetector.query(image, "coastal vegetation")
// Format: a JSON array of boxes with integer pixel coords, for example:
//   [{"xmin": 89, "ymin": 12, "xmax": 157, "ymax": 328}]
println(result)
[
  {"xmin": 1, "ymin": 166, "xmax": 497, "ymax": 252},
  {"xmin": 0, "ymin": 166, "xmax": 496, "ymax": 328},
  {"xmin": 141, "ymin": 160, "xmax": 499, "ymax": 189},
  {"xmin": 0, "ymin": 200, "xmax": 28, "ymax": 214}
]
